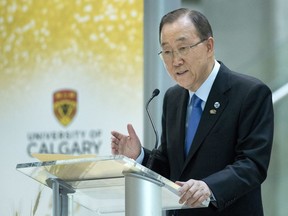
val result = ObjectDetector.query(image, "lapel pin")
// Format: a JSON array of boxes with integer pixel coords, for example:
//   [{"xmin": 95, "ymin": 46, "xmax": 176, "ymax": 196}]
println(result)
[
  {"xmin": 210, "ymin": 109, "xmax": 217, "ymax": 114},
  {"xmin": 214, "ymin": 102, "xmax": 220, "ymax": 109}
]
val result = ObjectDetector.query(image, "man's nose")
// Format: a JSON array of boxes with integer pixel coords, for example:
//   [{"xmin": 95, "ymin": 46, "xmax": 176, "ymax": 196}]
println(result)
[{"xmin": 172, "ymin": 51, "xmax": 184, "ymax": 66}]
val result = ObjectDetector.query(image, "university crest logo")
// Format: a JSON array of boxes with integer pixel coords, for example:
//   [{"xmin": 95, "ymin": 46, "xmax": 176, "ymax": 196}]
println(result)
[{"xmin": 53, "ymin": 89, "xmax": 77, "ymax": 126}]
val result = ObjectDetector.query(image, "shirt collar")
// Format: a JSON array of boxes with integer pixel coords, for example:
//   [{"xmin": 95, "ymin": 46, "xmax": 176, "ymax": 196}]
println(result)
[{"xmin": 189, "ymin": 60, "xmax": 220, "ymax": 104}]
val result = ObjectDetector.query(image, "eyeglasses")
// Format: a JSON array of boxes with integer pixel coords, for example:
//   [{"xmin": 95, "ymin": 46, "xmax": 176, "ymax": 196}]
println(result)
[{"xmin": 158, "ymin": 38, "xmax": 207, "ymax": 62}]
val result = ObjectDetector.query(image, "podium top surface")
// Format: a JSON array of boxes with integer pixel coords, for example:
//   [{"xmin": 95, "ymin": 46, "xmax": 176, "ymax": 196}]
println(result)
[
  {"xmin": 16, "ymin": 155, "xmax": 193, "ymax": 213},
  {"xmin": 16, "ymin": 155, "xmax": 178, "ymax": 191}
]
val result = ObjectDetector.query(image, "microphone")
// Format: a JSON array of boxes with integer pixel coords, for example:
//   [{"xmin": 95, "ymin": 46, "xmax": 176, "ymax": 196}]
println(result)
[
  {"xmin": 145, "ymin": 88, "xmax": 160, "ymax": 150},
  {"xmin": 145, "ymin": 89, "xmax": 169, "ymax": 177}
]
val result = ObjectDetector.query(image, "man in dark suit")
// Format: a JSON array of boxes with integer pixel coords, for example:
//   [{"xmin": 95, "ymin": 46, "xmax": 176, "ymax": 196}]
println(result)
[{"xmin": 111, "ymin": 8, "xmax": 274, "ymax": 216}]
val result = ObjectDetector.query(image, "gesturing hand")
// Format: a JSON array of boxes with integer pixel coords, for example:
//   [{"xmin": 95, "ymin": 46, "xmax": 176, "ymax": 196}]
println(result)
[
  {"xmin": 176, "ymin": 179, "xmax": 211, "ymax": 208},
  {"xmin": 111, "ymin": 124, "xmax": 141, "ymax": 160}
]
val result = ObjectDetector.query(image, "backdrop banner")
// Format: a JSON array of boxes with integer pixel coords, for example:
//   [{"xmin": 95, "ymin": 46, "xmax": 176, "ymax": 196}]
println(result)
[{"xmin": 0, "ymin": 0, "xmax": 143, "ymax": 215}]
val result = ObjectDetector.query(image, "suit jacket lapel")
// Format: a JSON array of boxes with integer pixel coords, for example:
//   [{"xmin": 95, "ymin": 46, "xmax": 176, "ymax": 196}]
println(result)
[
  {"xmin": 182, "ymin": 66, "xmax": 231, "ymax": 172},
  {"xmin": 174, "ymin": 90, "xmax": 189, "ymax": 170}
]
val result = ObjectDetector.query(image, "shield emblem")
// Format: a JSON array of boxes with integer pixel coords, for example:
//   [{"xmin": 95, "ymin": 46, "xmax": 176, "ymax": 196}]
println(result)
[{"xmin": 53, "ymin": 89, "xmax": 77, "ymax": 126}]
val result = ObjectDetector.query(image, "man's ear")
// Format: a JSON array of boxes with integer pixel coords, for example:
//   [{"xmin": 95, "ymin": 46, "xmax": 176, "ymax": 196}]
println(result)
[{"xmin": 206, "ymin": 37, "xmax": 214, "ymax": 56}]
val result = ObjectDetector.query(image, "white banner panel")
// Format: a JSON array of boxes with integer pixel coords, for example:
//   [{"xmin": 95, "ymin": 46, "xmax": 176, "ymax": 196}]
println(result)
[{"xmin": 0, "ymin": 0, "xmax": 143, "ymax": 215}]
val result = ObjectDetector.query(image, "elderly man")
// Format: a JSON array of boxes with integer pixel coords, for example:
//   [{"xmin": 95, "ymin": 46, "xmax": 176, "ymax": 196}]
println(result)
[{"xmin": 111, "ymin": 8, "xmax": 274, "ymax": 216}]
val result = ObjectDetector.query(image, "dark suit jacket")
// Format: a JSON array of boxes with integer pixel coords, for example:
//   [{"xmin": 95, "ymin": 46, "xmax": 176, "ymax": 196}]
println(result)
[{"xmin": 143, "ymin": 62, "xmax": 274, "ymax": 216}]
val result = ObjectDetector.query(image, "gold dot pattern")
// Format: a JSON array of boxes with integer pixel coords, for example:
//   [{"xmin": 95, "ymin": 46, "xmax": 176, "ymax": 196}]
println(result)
[{"xmin": 0, "ymin": 0, "xmax": 143, "ymax": 91}]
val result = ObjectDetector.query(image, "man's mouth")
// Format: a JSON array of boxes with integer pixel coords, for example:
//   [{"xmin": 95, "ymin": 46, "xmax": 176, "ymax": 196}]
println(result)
[{"xmin": 176, "ymin": 70, "xmax": 188, "ymax": 75}]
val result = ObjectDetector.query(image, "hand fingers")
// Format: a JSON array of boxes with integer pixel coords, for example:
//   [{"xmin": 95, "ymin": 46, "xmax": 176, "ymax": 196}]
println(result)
[
  {"xmin": 111, "ymin": 131, "xmax": 125, "ymax": 155},
  {"xmin": 185, "ymin": 186, "xmax": 210, "ymax": 207},
  {"xmin": 178, "ymin": 180, "xmax": 211, "ymax": 207},
  {"xmin": 111, "ymin": 124, "xmax": 136, "ymax": 144},
  {"xmin": 111, "ymin": 131, "xmax": 124, "ymax": 141},
  {"xmin": 111, "ymin": 138, "xmax": 119, "ymax": 155},
  {"xmin": 178, "ymin": 180, "xmax": 196, "ymax": 203},
  {"xmin": 111, "ymin": 136, "xmax": 118, "ymax": 144},
  {"xmin": 111, "ymin": 147, "xmax": 119, "ymax": 155},
  {"xmin": 176, "ymin": 181, "xmax": 189, "ymax": 192},
  {"xmin": 110, "ymin": 124, "xmax": 141, "ymax": 159},
  {"xmin": 111, "ymin": 131, "xmax": 128, "ymax": 147},
  {"xmin": 111, "ymin": 129, "xmax": 131, "ymax": 155}
]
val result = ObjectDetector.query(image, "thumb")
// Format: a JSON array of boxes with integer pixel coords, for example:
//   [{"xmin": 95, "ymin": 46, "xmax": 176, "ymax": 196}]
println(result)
[{"xmin": 127, "ymin": 124, "xmax": 138, "ymax": 139}]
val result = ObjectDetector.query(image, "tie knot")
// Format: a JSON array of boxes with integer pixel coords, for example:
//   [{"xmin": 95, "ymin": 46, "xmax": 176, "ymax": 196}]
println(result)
[{"xmin": 191, "ymin": 94, "xmax": 202, "ymax": 108}]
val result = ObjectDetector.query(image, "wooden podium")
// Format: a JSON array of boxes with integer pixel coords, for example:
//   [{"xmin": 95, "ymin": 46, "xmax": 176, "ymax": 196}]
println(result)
[{"xmin": 16, "ymin": 155, "xmax": 208, "ymax": 216}]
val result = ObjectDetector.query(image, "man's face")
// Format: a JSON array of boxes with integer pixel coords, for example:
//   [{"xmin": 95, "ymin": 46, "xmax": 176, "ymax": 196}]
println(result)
[{"xmin": 159, "ymin": 16, "xmax": 214, "ymax": 92}]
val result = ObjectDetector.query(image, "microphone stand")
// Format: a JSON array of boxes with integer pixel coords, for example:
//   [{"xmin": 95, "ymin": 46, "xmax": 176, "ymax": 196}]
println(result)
[
  {"xmin": 145, "ymin": 89, "xmax": 160, "ymax": 151},
  {"xmin": 145, "ymin": 89, "xmax": 169, "ymax": 176}
]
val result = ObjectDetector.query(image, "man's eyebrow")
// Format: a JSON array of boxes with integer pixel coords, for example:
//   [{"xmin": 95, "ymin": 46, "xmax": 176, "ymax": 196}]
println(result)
[
  {"xmin": 176, "ymin": 37, "xmax": 188, "ymax": 42},
  {"xmin": 160, "ymin": 37, "xmax": 188, "ymax": 47},
  {"xmin": 160, "ymin": 42, "xmax": 168, "ymax": 47}
]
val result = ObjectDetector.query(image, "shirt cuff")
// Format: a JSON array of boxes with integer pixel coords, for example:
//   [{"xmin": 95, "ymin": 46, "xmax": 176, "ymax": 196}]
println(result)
[
  {"xmin": 135, "ymin": 147, "xmax": 144, "ymax": 164},
  {"xmin": 210, "ymin": 191, "xmax": 216, "ymax": 202}
]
